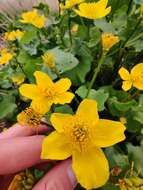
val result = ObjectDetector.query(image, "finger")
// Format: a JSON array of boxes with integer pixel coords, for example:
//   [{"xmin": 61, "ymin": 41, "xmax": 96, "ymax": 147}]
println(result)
[
  {"xmin": 0, "ymin": 124, "xmax": 50, "ymax": 140},
  {"xmin": 0, "ymin": 136, "xmax": 49, "ymax": 175},
  {"xmin": 33, "ymin": 159, "xmax": 77, "ymax": 190}
]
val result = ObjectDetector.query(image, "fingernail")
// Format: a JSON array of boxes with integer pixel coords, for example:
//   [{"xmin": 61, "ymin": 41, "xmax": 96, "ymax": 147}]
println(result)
[{"xmin": 67, "ymin": 164, "xmax": 77, "ymax": 188}]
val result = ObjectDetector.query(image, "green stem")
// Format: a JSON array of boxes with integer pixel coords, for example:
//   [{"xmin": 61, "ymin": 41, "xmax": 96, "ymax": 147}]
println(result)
[
  {"xmin": 86, "ymin": 53, "xmax": 106, "ymax": 97},
  {"xmin": 68, "ymin": 12, "xmax": 72, "ymax": 46},
  {"xmin": 127, "ymin": 0, "xmax": 133, "ymax": 15}
]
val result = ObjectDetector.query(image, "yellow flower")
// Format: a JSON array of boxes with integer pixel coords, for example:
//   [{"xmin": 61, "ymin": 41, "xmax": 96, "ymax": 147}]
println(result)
[
  {"xmin": 17, "ymin": 107, "xmax": 42, "ymax": 128},
  {"xmin": 71, "ymin": 24, "xmax": 79, "ymax": 33},
  {"xmin": 12, "ymin": 73, "xmax": 25, "ymax": 85},
  {"xmin": 118, "ymin": 63, "xmax": 143, "ymax": 91},
  {"xmin": 41, "ymin": 99, "xmax": 126, "ymax": 189},
  {"xmin": 60, "ymin": 0, "xmax": 84, "ymax": 10},
  {"xmin": 20, "ymin": 9, "xmax": 46, "ymax": 28},
  {"xmin": 4, "ymin": 29, "xmax": 24, "ymax": 41},
  {"xmin": 120, "ymin": 117, "xmax": 127, "ymax": 125},
  {"xmin": 42, "ymin": 52, "xmax": 55, "ymax": 70},
  {"xmin": 102, "ymin": 33, "xmax": 120, "ymax": 51},
  {"xmin": 19, "ymin": 71, "xmax": 74, "ymax": 114},
  {"xmin": 74, "ymin": 0, "xmax": 111, "ymax": 20},
  {"xmin": 0, "ymin": 48, "xmax": 13, "ymax": 65}
]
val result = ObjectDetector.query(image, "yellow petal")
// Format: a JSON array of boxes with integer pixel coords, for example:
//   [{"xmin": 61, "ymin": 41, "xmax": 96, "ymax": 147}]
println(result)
[
  {"xmin": 133, "ymin": 80, "xmax": 143, "ymax": 90},
  {"xmin": 50, "ymin": 113, "xmax": 74, "ymax": 133},
  {"xmin": 19, "ymin": 84, "xmax": 41, "ymax": 99},
  {"xmin": 118, "ymin": 67, "xmax": 130, "ymax": 80},
  {"xmin": 53, "ymin": 92, "xmax": 74, "ymax": 104},
  {"xmin": 93, "ymin": 119, "xmax": 126, "ymax": 147},
  {"xmin": 31, "ymin": 98, "xmax": 52, "ymax": 114},
  {"xmin": 122, "ymin": 81, "xmax": 132, "ymax": 91},
  {"xmin": 54, "ymin": 78, "xmax": 71, "ymax": 93},
  {"xmin": 34, "ymin": 71, "xmax": 53, "ymax": 88},
  {"xmin": 72, "ymin": 147, "xmax": 109, "ymax": 189},
  {"xmin": 76, "ymin": 99, "xmax": 99, "ymax": 124},
  {"xmin": 41, "ymin": 131, "xmax": 72, "ymax": 160},
  {"xmin": 131, "ymin": 63, "xmax": 143, "ymax": 76}
]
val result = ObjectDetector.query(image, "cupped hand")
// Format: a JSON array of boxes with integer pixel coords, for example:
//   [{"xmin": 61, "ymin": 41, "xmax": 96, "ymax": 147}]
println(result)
[{"xmin": 0, "ymin": 124, "xmax": 77, "ymax": 190}]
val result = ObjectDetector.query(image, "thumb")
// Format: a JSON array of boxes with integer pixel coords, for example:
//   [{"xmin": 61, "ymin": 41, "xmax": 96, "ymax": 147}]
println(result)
[{"xmin": 33, "ymin": 159, "xmax": 77, "ymax": 190}]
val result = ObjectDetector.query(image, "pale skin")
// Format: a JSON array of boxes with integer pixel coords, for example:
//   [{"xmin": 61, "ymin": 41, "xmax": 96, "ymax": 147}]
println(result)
[{"xmin": 0, "ymin": 124, "xmax": 77, "ymax": 190}]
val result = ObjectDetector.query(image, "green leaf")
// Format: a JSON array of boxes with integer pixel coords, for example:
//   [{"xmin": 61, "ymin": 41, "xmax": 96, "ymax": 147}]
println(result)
[
  {"xmin": 64, "ymin": 43, "xmax": 92, "ymax": 85},
  {"xmin": 48, "ymin": 47, "xmax": 79, "ymax": 73},
  {"xmin": 54, "ymin": 105, "xmax": 73, "ymax": 114},
  {"xmin": 76, "ymin": 86, "xmax": 109, "ymax": 111},
  {"xmin": 108, "ymin": 97, "xmax": 136, "ymax": 117},
  {"xmin": 127, "ymin": 143, "xmax": 143, "ymax": 176},
  {"xmin": 101, "ymin": 183, "xmax": 120, "ymax": 190},
  {"xmin": 94, "ymin": 18, "xmax": 115, "ymax": 33},
  {"xmin": 20, "ymin": 29, "xmax": 38, "ymax": 45},
  {"xmin": 0, "ymin": 95, "xmax": 17, "ymax": 119},
  {"xmin": 105, "ymin": 147, "xmax": 130, "ymax": 170}
]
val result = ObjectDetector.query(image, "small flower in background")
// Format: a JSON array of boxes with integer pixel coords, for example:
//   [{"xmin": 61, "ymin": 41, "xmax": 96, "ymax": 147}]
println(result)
[
  {"xmin": 118, "ymin": 63, "xmax": 143, "ymax": 91},
  {"xmin": 4, "ymin": 29, "xmax": 24, "ymax": 41},
  {"xmin": 17, "ymin": 107, "xmax": 43, "ymax": 128},
  {"xmin": 19, "ymin": 71, "xmax": 74, "ymax": 114},
  {"xmin": 11, "ymin": 73, "xmax": 25, "ymax": 85},
  {"xmin": 102, "ymin": 33, "xmax": 120, "ymax": 51},
  {"xmin": 0, "ymin": 48, "xmax": 13, "ymax": 65},
  {"xmin": 42, "ymin": 52, "xmax": 55, "ymax": 70},
  {"xmin": 20, "ymin": 9, "xmax": 46, "ymax": 29},
  {"xmin": 41, "ymin": 99, "xmax": 126, "ymax": 189},
  {"xmin": 71, "ymin": 24, "xmax": 79, "ymax": 33},
  {"xmin": 74, "ymin": 0, "xmax": 111, "ymax": 20},
  {"xmin": 60, "ymin": 0, "xmax": 84, "ymax": 10},
  {"xmin": 120, "ymin": 117, "xmax": 127, "ymax": 125},
  {"xmin": 8, "ymin": 170, "xmax": 36, "ymax": 190}
]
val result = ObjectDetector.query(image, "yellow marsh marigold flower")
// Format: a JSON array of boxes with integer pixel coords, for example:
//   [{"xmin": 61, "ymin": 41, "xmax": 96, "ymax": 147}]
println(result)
[
  {"xmin": 74, "ymin": 0, "xmax": 111, "ymax": 20},
  {"xmin": 42, "ymin": 52, "xmax": 55, "ymax": 70},
  {"xmin": 4, "ymin": 29, "xmax": 24, "ymax": 41},
  {"xmin": 20, "ymin": 9, "xmax": 46, "ymax": 29},
  {"xmin": 19, "ymin": 71, "xmax": 74, "ymax": 114},
  {"xmin": 102, "ymin": 33, "xmax": 120, "ymax": 51},
  {"xmin": 60, "ymin": 0, "xmax": 84, "ymax": 10},
  {"xmin": 17, "ymin": 107, "xmax": 42, "ymax": 128},
  {"xmin": 41, "ymin": 99, "xmax": 126, "ymax": 189},
  {"xmin": 0, "ymin": 48, "xmax": 13, "ymax": 65},
  {"xmin": 119, "ymin": 63, "xmax": 143, "ymax": 91},
  {"xmin": 12, "ymin": 73, "xmax": 25, "ymax": 85}
]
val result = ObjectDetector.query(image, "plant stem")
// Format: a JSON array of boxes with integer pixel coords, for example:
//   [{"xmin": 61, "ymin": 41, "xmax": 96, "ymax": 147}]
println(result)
[
  {"xmin": 127, "ymin": 0, "xmax": 133, "ymax": 15},
  {"xmin": 86, "ymin": 53, "xmax": 106, "ymax": 97},
  {"xmin": 68, "ymin": 11, "xmax": 72, "ymax": 46}
]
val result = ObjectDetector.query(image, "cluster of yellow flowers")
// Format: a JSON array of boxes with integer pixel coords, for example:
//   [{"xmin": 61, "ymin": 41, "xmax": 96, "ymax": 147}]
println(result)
[
  {"xmin": 0, "ymin": 48, "xmax": 13, "ymax": 65},
  {"xmin": 20, "ymin": 9, "xmax": 46, "ymax": 28},
  {"xmin": 4, "ymin": 29, "xmax": 24, "ymax": 41},
  {"xmin": 17, "ymin": 70, "xmax": 126, "ymax": 189}
]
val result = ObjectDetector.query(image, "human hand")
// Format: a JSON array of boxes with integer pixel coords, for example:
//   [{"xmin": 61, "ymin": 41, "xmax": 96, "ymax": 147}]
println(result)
[{"xmin": 0, "ymin": 124, "xmax": 77, "ymax": 190}]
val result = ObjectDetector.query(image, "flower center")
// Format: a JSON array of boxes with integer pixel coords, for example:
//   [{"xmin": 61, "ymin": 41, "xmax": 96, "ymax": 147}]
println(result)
[
  {"xmin": 72, "ymin": 126, "xmax": 87, "ymax": 142},
  {"xmin": 40, "ymin": 87, "xmax": 57, "ymax": 99}
]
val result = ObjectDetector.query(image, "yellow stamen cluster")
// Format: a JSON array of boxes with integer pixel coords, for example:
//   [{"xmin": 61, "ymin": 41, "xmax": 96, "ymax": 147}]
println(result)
[
  {"xmin": 42, "ymin": 52, "xmax": 55, "ymax": 70},
  {"xmin": 4, "ymin": 29, "xmax": 24, "ymax": 41},
  {"xmin": 8, "ymin": 170, "xmax": 35, "ymax": 190},
  {"xmin": 102, "ymin": 33, "xmax": 120, "ymax": 51},
  {"xmin": 0, "ymin": 48, "xmax": 13, "ymax": 65},
  {"xmin": 119, "ymin": 176, "xmax": 143, "ymax": 190},
  {"xmin": 17, "ymin": 107, "xmax": 42, "ymax": 128},
  {"xmin": 20, "ymin": 9, "xmax": 46, "ymax": 28}
]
